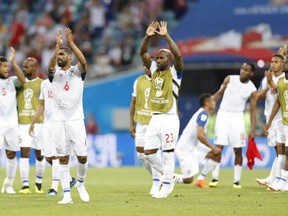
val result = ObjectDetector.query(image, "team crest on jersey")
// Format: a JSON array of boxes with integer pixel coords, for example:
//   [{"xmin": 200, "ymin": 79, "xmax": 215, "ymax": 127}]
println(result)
[
  {"xmin": 68, "ymin": 68, "xmax": 75, "ymax": 77},
  {"xmin": 154, "ymin": 77, "xmax": 164, "ymax": 97}
]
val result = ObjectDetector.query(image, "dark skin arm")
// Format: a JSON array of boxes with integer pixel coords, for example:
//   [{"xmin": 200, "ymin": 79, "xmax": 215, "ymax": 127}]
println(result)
[
  {"xmin": 129, "ymin": 96, "xmax": 136, "ymax": 138},
  {"xmin": 9, "ymin": 47, "xmax": 25, "ymax": 86},
  {"xmin": 249, "ymin": 91, "xmax": 257, "ymax": 138},
  {"xmin": 213, "ymin": 75, "xmax": 230, "ymax": 102},
  {"xmin": 197, "ymin": 126, "xmax": 221, "ymax": 155}
]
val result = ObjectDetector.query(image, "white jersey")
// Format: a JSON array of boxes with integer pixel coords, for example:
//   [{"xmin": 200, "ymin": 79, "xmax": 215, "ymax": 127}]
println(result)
[
  {"xmin": 177, "ymin": 108, "xmax": 209, "ymax": 152},
  {"xmin": 51, "ymin": 65, "xmax": 84, "ymax": 121},
  {"xmin": 39, "ymin": 79, "xmax": 54, "ymax": 123},
  {"xmin": 220, "ymin": 75, "xmax": 256, "ymax": 112},
  {"xmin": 259, "ymin": 73, "xmax": 284, "ymax": 121},
  {"xmin": 150, "ymin": 61, "xmax": 182, "ymax": 114},
  {"xmin": 0, "ymin": 76, "xmax": 18, "ymax": 127}
]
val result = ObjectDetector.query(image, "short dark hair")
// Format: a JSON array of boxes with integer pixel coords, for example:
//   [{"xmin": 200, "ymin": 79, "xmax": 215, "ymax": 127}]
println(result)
[
  {"xmin": 198, "ymin": 93, "xmax": 212, "ymax": 107},
  {"xmin": 273, "ymin": 53, "xmax": 284, "ymax": 61},
  {"xmin": 0, "ymin": 56, "xmax": 8, "ymax": 65},
  {"xmin": 60, "ymin": 46, "xmax": 72, "ymax": 55},
  {"xmin": 246, "ymin": 62, "xmax": 255, "ymax": 72}
]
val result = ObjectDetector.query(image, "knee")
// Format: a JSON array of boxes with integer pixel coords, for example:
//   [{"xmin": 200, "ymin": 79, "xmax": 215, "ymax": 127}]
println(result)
[
  {"xmin": 6, "ymin": 150, "xmax": 16, "ymax": 160},
  {"xmin": 77, "ymin": 155, "xmax": 87, "ymax": 164}
]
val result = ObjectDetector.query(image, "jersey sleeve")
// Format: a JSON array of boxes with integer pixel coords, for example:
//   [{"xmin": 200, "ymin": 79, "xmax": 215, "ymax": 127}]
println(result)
[
  {"xmin": 39, "ymin": 81, "xmax": 45, "ymax": 100},
  {"xmin": 196, "ymin": 111, "xmax": 208, "ymax": 128}
]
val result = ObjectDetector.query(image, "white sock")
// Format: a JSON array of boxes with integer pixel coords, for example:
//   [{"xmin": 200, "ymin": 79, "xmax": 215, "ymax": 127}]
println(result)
[
  {"xmin": 145, "ymin": 153, "xmax": 164, "ymax": 174},
  {"xmin": 162, "ymin": 152, "xmax": 175, "ymax": 183},
  {"xmin": 36, "ymin": 158, "xmax": 46, "ymax": 184},
  {"xmin": 6, "ymin": 157, "xmax": 17, "ymax": 183},
  {"xmin": 212, "ymin": 162, "xmax": 220, "ymax": 180},
  {"xmin": 275, "ymin": 155, "xmax": 285, "ymax": 179},
  {"xmin": 281, "ymin": 169, "xmax": 288, "ymax": 181},
  {"xmin": 137, "ymin": 152, "xmax": 152, "ymax": 175},
  {"xmin": 268, "ymin": 157, "xmax": 277, "ymax": 180},
  {"xmin": 173, "ymin": 173, "xmax": 184, "ymax": 183},
  {"xmin": 234, "ymin": 165, "xmax": 242, "ymax": 183},
  {"xmin": 77, "ymin": 161, "xmax": 88, "ymax": 186},
  {"xmin": 19, "ymin": 158, "xmax": 29, "ymax": 187},
  {"xmin": 51, "ymin": 159, "xmax": 60, "ymax": 191},
  {"xmin": 197, "ymin": 159, "xmax": 218, "ymax": 181},
  {"xmin": 59, "ymin": 164, "xmax": 71, "ymax": 197}
]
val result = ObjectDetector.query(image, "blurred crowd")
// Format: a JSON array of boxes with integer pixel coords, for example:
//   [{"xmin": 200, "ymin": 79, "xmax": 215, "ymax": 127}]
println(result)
[{"xmin": 0, "ymin": 0, "xmax": 192, "ymax": 80}]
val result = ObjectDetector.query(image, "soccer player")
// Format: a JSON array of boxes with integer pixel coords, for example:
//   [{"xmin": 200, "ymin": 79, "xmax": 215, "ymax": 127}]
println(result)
[
  {"xmin": 255, "ymin": 52, "xmax": 285, "ymax": 189},
  {"xmin": 175, "ymin": 93, "xmax": 221, "ymax": 187},
  {"xmin": 14, "ymin": 54, "xmax": 45, "ymax": 194},
  {"xmin": 129, "ymin": 65, "xmax": 162, "ymax": 195},
  {"xmin": 47, "ymin": 28, "xmax": 89, "ymax": 204},
  {"xmin": 0, "ymin": 48, "xmax": 25, "ymax": 194},
  {"xmin": 208, "ymin": 63, "xmax": 257, "ymax": 188},
  {"xmin": 265, "ymin": 68, "xmax": 288, "ymax": 191},
  {"xmin": 139, "ymin": 21, "xmax": 184, "ymax": 198}
]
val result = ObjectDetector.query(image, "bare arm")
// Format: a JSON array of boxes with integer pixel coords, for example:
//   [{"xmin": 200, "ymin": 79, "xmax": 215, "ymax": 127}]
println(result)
[
  {"xmin": 157, "ymin": 21, "xmax": 184, "ymax": 72},
  {"xmin": 139, "ymin": 22, "xmax": 158, "ymax": 69},
  {"xmin": 29, "ymin": 100, "xmax": 44, "ymax": 136},
  {"xmin": 9, "ymin": 47, "xmax": 25, "ymax": 86},
  {"xmin": 65, "ymin": 28, "xmax": 87, "ymax": 73},
  {"xmin": 47, "ymin": 29, "xmax": 62, "ymax": 77},
  {"xmin": 129, "ymin": 97, "xmax": 136, "ymax": 138},
  {"xmin": 249, "ymin": 91, "xmax": 257, "ymax": 138},
  {"xmin": 213, "ymin": 75, "xmax": 230, "ymax": 102},
  {"xmin": 197, "ymin": 126, "xmax": 221, "ymax": 155}
]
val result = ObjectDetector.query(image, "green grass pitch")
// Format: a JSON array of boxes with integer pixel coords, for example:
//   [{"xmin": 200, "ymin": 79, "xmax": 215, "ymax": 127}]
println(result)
[{"xmin": 0, "ymin": 167, "xmax": 287, "ymax": 216}]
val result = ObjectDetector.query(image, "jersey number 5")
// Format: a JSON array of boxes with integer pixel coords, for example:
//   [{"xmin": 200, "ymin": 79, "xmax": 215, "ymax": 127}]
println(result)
[{"xmin": 1, "ymin": 88, "xmax": 6, "ymax": 96}]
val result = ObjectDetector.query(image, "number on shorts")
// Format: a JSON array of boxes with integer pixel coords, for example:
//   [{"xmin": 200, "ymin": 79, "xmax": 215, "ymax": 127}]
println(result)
[{"xmin": 165, "ymin": 133, "xmax": 174, "ymax": 143}]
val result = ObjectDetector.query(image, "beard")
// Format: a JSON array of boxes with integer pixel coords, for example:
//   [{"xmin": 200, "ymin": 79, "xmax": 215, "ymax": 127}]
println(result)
[{"xmin": 57, "ymin": 59, "xmax": 68, "ymax": 67}]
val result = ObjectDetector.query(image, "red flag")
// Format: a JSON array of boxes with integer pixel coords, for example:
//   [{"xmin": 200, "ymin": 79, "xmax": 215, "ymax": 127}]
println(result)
[{"xmin": 246, "ymin": 137, "xmax": 263, "ymax": 170}]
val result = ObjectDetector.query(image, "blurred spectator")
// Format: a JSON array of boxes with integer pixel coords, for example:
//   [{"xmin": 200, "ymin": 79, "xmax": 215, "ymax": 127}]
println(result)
[
  {"xmin": 89, "ymin": 50, "xmax": 114, "ymax": 78},
  {"xmin": 86, "ymin": 113, "xmax": 99, "ymax": 135}
]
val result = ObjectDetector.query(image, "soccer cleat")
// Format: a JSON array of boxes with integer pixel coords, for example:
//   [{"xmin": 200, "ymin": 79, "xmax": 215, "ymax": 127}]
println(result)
[
  {"xmin": 268, "ymin": 179, "xmax": 280, "ymax": 191},
  {"xmin": 152, "ymin": 186, "xmax": 169, "ymax": 199},
  {"xmin": 1, "ymin": 178, "xmax": 16, "ymax": 194},
  {"xmin": 194, "ymin": 180, "xmax": 209, "ymax": 188},
  {"xmin": 19, "ymin": 186, "xmax": 32, "ymax": 194},
  {"xmin": 76, "ymin": 184, "xmax": 90, "ymax": 203},
  {"xmin": 255, "ymin": 177, "xmax": 272, "ymax": 187},
  {"xmin": 47, "ymin": 188, "xmax": 58, "ymax": 196},
  {"xmin": 35, "ymin": 185, "xmax": 44, "ymax": 194},
  {"xmin": 209, "ymin": 179, "xmax": 218, "ymax": 188},
  {"xmin": 149, "ymin": 182, "xmax": 161, "ymax": 195},
  {"xmin": 58, "ymin": 197, "xmax": 73, "ymax": 205},
  {"xmin": 233, "ymin": 182, "xmax": 242, "ymax": 189},
  {"xmin": 70, "ymin": 177, "xmax": 77, "ymax": 189}
]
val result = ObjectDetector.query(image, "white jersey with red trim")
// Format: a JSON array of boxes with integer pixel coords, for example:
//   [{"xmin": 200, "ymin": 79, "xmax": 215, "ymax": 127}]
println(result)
[{"xmin": 51, "ymin": 65, "xmax": 84, "ymax": 121}]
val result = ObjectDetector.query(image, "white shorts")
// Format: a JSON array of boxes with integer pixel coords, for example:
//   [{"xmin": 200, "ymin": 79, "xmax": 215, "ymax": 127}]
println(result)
[
  {"xmin": 135, "ymin": 123, "xmax": 148, "ymax": 148},
  {"xmin": 175, "ymin": 145, "xmax": 199, "ymax": 178},
  {"xmin": 267, "ymin": 118, "xmax": 285, "ymax": 146},
  {"xmin": 145, "ymin": 114, "xmax": 180, "ymax": 151},
  {"xmin": 52, "ymin": 120, "xmax": 87, "ymax": 157},
  {"xmin": 283, "ymin": 126, "xmax": 288, "ymax": 147},
  {"xmin": 0, "ymin": 125, "xmax": 20, "ymax": 151},
  {"xmin": 192, "ymin": 143, "xmax": 212, "ymax": 165},
  {"xmin": 40, "ymin": 121, "xmax": 55, "ymax": 157},
  {"xmin": 214, "ymin": 110, "xmax": 245, "ymax": 148},
  {"xmin": 19, "ymin": 124, "xmax": 43, "ymax": 150}
]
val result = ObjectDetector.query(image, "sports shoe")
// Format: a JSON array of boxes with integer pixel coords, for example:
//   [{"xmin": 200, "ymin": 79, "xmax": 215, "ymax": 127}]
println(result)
[
  {"xmin": 1, "ymin": 178, "xmax": 16, "ymax": 194},
  {"xmin": 233, "ymin": 182, "xmax": 242, "ymax": 189},
  {"xmin": 209, "ymin": 179, "xmax": 218, "ymax": 188},
  {"xmin": 47, "ymin": 188, "xmax": 57, "ymax": 196},
  {"xmin": 35, "ymin": 185, "xmax": 44, "ymax": 194},
  {"xmin": 76, "ymin": 184, "xmax": 90, "ymax": 202},
  {"xmin": 194, "ymin": 180, "xmax": 209, "ymax": 188},
  {"xmin": 152, "ymin": 185, "xmax": 170, "ymax": 199},
  {"xmin": 70, "ymin": 177, "xmax": 77, "ymax": 189},
  {"xmin": 268, "ymin": 179, "xmax": 280, "ymax": 191},
  {"xmin": 58, "ymin": 197, "xmax": 73, "ymax": 205},
  {"xmin": 19, "ymin": 186, "xmax": 32, "ymax": 194},
  {"xmin": 255, "ymin": 177, "xmax": 272, "ymax": 187},
  {"xmin": 149, "ymin": 179, "xmax": 161, "ymax": 195}
]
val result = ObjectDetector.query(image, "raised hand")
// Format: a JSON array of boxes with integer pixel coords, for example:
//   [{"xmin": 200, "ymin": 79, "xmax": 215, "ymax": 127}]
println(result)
[
  {"xmin": 278, "ymin": 44, "xmax": 287, "ymax": 57},
  {"xmin": 155, "ymin": 21, "xmax": 168, "ymax": 37},
  {"xmin": 146, "ymin": 22, "xmax": 158, "ymax": 37},
  {"xmin": 56, "ymin": 29, "xmax": 63, "ymax": 47},
  {"xmin": 9, "ymin": 47, "xmax": 15, "ymax": 62},
  {"xmin": 65, "ymin": 28, "xmax": 74, "ymax": 44}
]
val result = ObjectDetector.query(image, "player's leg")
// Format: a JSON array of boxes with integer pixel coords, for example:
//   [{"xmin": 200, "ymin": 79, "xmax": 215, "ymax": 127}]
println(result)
[
  {"xmin": 233, "ymin": 147, "xmax": 243, "ymax": 188},
  {"xmin": 34, "ymin": 149, "xmax": 45, "ymax": 193}
]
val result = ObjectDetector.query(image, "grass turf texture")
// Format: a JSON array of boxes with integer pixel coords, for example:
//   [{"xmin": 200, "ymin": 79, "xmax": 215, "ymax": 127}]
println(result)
[{"xmin": 0, "ymin": 167, "xmax": 286, "ymax": 216}]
